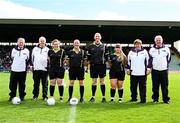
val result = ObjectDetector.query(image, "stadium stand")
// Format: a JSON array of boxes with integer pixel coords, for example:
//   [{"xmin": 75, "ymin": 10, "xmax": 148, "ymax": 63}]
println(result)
[
  {"xmin": 0, "ymin": 46, "xmax": 12, "ymax": 71},
  {"xmin": 0, "ymin": 45, "xmax": 179, "ymax": 72},
  {"xmin": 169, "ymin": 48, "xmax": 180, "ymax": 71},
  {"xmin": 169, "ymin": 55, "xmax": 180, "ymax": 71}
]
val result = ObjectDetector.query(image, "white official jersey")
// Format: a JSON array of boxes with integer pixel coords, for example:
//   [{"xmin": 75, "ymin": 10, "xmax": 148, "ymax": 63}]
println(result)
[
  {"xmin": 128, "ymin": 48, "xmax": 149, "ymax": 76},
  {"xmin": 11, "ymin": 47, "xmax": 29, "ymax": 72},
  {"xmin": 149, "ymin": 45, "xmax": 171, "ymax": 71},
  {"xmin": 31, "ymin": 46, "xmax": 49, "ymax": 71}
]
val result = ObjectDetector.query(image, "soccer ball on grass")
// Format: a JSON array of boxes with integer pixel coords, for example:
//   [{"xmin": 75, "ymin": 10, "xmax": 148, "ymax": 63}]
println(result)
[
  {"xmin": 47, "ymin": 97, "xmax": 55, "ymax": 106},
  {"xmin": 12, "ymin": 97, "xmax": 21, "ymax": 105},
  {"xmin": 69, "ymin": 97, "xmax": 78, "ymax": 106}
]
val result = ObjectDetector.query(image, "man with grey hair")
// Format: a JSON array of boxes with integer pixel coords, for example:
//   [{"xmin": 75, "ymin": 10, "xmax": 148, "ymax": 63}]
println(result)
[
  {"xmin": 31, "ymin": 36, "xmax": 49, "ymax": 101},
  {"xmin": 9, "ymin": 38, "xmax": 29, "ymax": 101},
  {"xmin": 148, "ymin": 35, "xmax": 171, "ymax": 104}
]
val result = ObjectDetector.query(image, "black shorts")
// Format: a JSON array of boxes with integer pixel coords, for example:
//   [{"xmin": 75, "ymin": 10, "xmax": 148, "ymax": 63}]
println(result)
[
  {"xmin": 49, "ymin": 67, "xmax": 65, "ymax": 80},
  {"xmin": 90, "ymin": 64, "xmax": 106, "ymax": 78},
  {"xmin": 109, "ymin": 69, "xmax": 125, "ymax": 81},
  {"xmin": 69, "ymin": 67, "xmax": 84, "ymax": 80}
]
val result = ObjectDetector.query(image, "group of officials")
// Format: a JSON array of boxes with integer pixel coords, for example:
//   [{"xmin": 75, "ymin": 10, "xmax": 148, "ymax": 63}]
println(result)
[{"xmin": 8, "ymin": 32, "xmax": 171, "ymax": 104}]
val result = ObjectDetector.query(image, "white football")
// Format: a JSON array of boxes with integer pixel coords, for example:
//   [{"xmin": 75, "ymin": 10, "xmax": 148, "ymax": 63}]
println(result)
[
  {"xmin": 70, "ymin": 97, "xmax": 78, "ymax": 106},
  {"xmin": 47, "ymin": 97, "xmax": 55, "ymax": 105},
  {"xmin": 12, "ymin": 97, "xmax": 21, "ymax": 105}
]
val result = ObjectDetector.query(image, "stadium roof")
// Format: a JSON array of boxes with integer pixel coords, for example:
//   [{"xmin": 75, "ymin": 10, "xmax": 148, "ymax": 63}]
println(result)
[
  {"xmin": 0, "ymin": 19, "xmax": 180, "ymax": 44},
  {"xmin": 1, "ymin": 19, "xmax": 180, "ymax": 27}
]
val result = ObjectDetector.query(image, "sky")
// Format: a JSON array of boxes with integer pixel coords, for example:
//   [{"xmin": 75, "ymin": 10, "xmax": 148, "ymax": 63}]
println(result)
[{"xmin": 0, "ymin": 0, "xmax": 180, "ymax": 21}]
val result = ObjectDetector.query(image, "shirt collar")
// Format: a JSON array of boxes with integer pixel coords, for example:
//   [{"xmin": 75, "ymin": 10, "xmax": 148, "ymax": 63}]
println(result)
[
  {"xmin": 53, "ymin": 48, "xmax": 60, "ymax": 52},
  {"xmin": 93, "ymin": 41, "xmax": 102, "ymax": 46},
  {"xmin": 73, "ymin": 48, "xmax": 81, "ymax": 52},
  {"xmin": 114, "ymin": 52, "xmax": 121, "ymax": 56}
]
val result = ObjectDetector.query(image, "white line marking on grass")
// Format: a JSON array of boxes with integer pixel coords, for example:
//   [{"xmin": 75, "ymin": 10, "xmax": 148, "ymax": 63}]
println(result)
[{"xmin": 68, "ymin": 106, "xmax": 77, "ymax": 123}]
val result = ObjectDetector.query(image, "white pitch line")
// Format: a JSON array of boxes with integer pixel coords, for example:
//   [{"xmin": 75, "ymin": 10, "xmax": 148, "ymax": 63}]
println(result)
[{"xmin": 67, "ymin": 106, "xmax": 77, "ymax": 123}]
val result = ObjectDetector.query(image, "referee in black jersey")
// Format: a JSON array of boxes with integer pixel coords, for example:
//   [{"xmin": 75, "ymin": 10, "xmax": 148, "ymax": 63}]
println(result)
[
  {"xmin": 109, "ymin": 44, "xmax": 127, "ymax": 103},
  {"xmin": 48, "ymin": 39, "xmax": 66, "ymax": 102},
  {"xmin": 87, "ymin": 32, "xmax": 109, "ymax": 103},
  {"xmin": 66, "ymin": 39, "xmax": 87, "ymax": 103}
]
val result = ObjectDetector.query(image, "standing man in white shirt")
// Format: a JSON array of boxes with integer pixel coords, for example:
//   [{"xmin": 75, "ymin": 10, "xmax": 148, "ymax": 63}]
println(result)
[
  {"xmin": 9, "ymin": 38, "xmax": 29, "ymax": 101},
  {"xmin": 127, "ymin": 39, "xmax": 149, "ymax": 103},
  {"xmin": 148, "ymin": 35, "xmax": 171, "ymax": 104},
  {"xmin": 31, "ymin": 36, "xmax": 49, "ymax": 101}
]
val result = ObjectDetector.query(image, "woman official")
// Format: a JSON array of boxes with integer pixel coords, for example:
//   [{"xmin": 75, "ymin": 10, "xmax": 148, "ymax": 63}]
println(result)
[
  {"xmin": 127, "ymin": 39, "xmax": 149, "ymax": 103},
  {"xmin": 109, "ymin": 44, "xmax": 127, "ymax": 103},
  {"xmin": 48, "ymin": 39, "xmax": 66, "ymax": 102}
]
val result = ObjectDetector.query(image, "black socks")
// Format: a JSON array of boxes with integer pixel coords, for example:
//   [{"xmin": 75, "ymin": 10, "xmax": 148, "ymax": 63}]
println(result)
[
  {"xmin": 101, "ymin": 85, "xmax": 105, "ymax": 96},
  {"xmin": 118, "ymin": 89, "xmax": 123, "ymax": 98},
  {"xmin": 110, "ymin": 88, "xmax": 116, "ymax": 98},
  {"xmin": 58, "ymin": 86, "xmax": 64, "ymax": 97},
  {"xmin": 92, "ymin": 85, "xmax": 97, "ymax": 96},
  {"xmin": 69, "ymin": 86, "xmax": 73, "ymax": 99}
]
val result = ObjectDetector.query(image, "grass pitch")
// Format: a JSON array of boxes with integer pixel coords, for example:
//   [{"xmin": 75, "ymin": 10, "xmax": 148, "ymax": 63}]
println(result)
[{"xmin": 0, "ymin": 72, "xmax": 179, "ymax": 123}]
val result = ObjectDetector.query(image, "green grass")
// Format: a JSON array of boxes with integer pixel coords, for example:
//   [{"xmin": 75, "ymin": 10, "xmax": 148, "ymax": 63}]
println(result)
[{"xmin": 0, "ymin": 72, "xmax": 180, "ymax": 123}]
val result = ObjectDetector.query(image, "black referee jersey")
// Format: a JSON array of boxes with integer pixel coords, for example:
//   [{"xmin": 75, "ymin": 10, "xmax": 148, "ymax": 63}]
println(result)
[
  {"xmin": 87, "ymin": 43, "xmax": 109, "ymax": 64},
  {"xmin": 48, "ymin": 49, "xmax": 66, "ymax": 68},
  {"xmin": 109, "ymin": 54, "xmax": 126, "ymax": 71},
  {"xmin": 67, "ymin": 49, "xmax": 87, "ymax": 68}
]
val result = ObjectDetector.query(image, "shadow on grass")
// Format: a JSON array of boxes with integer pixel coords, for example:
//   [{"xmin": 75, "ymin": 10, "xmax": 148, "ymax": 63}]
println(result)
[
  {"xmin": 0, "ymin": 98, "xmax": 167, "ymax": 111},
  {"xmin": 77, "ymin": 101, "xmax": 167, "ymax": 110}
]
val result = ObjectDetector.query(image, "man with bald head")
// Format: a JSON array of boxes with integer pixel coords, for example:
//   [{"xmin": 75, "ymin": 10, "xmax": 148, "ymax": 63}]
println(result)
[
  {"xmin": 148, "ymin": 35, "xmax": 171, "ymax": 104},
  {"xmin": 66, "ymin": 39, "xmax": 87, "ymax": 103},
  {"xmin": 9, "ymin": 37, "xmax": 29, "ymax": 101},
  {"xmin": 87, "ymin": 32, "xmax": 109, "ymax": 103},
  {"xmin": 31, "ymin": 36, "xmax": 49, "ymax": 101}
]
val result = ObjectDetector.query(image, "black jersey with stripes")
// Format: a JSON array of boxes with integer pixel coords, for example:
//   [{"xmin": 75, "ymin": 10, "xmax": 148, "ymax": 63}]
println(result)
[
  {"xmin": 87, "ymin": 43, "xmax": 109, "ymax": 65},
  {"xmin": 67, "ymin": 49, "xmax": 87, "ymax": 68},
  {"xmin": 109, "ymin": 54, "xmax": 125, "ymax": 71},
  {"xmin": 48, "ymin": 49, "xmax": 65, "ymax": 68}
]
